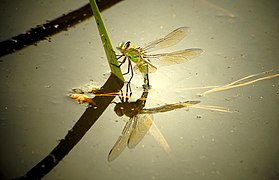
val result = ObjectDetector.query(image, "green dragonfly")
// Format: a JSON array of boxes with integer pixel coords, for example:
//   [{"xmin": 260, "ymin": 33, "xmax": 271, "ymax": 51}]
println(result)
[{"xmin": 117, "ymin": 27, "xmax": 203, "ymax": 87}]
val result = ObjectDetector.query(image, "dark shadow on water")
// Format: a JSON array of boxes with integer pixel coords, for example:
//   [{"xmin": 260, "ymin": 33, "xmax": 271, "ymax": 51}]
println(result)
[
  {"xmin": 15, "ymin": 73, "xmax": 123, "ymax": 180},
  {"xmin": 0, "ymin": 0, "xmax": 123, "ymax": 58}
]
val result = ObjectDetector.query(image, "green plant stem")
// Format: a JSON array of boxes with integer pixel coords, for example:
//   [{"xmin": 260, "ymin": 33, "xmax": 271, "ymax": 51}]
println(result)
[{"xmin": 89, "ymin": 0, "xmax": 124, "ymax": 82}]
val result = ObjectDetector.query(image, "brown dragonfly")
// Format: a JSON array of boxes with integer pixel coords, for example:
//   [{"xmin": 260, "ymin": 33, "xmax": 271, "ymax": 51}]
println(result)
[{"xmin": 108, "ymin": 87, "xmax": 199, "ymax": 161}]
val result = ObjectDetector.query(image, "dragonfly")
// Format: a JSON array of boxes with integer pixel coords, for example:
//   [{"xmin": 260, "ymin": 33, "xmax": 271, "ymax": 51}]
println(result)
[
  {"xmin": 117, "ymin": 26, "xmax": 203, "ymax": 87},
  {"xmin": 107, "ymin": 84, "xmax": 200, "ymax": 161},
  {"xmin": 108, "ymin": 84, "xmax": 151, "ymax": 162}
]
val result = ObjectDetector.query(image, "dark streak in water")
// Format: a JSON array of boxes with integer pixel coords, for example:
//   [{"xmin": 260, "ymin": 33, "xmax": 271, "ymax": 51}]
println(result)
[
  {"xmin": 0, "ymin": 0, "xmax": 122, "ymax": 58},
  {"xmin": 14, "ymin": 73, "xmax": 124, "ymax": 180}
]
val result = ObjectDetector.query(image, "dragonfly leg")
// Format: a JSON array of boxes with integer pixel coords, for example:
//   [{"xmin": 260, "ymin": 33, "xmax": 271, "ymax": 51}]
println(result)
[
  {"xmin": 117, "ymin": 56, "xmax": 126, "ymax": 66},
  {"xmin": 119, "ymin": 59, "xmax": 134, "ymax": 98},
  {"xmin": 113, "ymin": 56, "xmax": 134, "ymax": 97},
  {"xmin": 126, "ymin": 59, "xmax": 134, "ymax": 95},
  {"xmin": 122, "ymin": 58, "xmax": 132, "ymax": 76},
  {"xmin": 119, "ymin": 89, "xmax": 124, "ymax": 102},
  {"xmin": 125, "ymin": 83, "xmax": 129, "ymax": 102},
  {"xmin": 114, "ymin": 56, "xmax": 134, "ymax": 86},
  {"xmin": 111, "ymin": 56, "xmax": 126, "ymax": 68},
  {"xmin": 126, "ymin": 59, "xmax": 134, "ymax": 82},
  {"xmin": 126, "ymin": 81, "xmax": 132, "ymax": 98},
  {"xmin": 116, "ymin": 54, "xmax": 123, "ymax": 59}
]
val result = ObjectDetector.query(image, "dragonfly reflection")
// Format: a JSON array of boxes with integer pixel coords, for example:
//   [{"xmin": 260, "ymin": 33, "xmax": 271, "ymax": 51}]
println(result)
[
  {"xmin": 68, "ymin": 82, "xmax": 200, "ymax": 161},
  {"xmin": 108, "ymin": 86, "xmax": 200, "ymax": 161},
  {"xmin": 108, "ymin": 85, "xmax": 151, "ymax": 161}
]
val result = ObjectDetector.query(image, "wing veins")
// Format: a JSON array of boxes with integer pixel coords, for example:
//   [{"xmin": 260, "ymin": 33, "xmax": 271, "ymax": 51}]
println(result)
[
  {"xmin": 127, "ymin": 114, "xmax": 153, "ymax": 149},
  {"xmin": 107, "ymin": 119, "xmax": 134, "ymax": 162},
  {"xmin": 142, "ymin": 27, "xmax": 189, "ymax": 52},
  {"xmin": 145, "ymin": 48, "xmax": 203, "ymax": 65}
]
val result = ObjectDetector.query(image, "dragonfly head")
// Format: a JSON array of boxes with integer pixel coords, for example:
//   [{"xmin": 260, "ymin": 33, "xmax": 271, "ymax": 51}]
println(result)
[
  {"xmin": 117, "ymin": 41, "xmax": 131, "ymax": 54},
  {"xmin": 114, "ymin": 103, "xmax": 124, "ymax": 117},
  {"xmin": 114, "ymin": 101, "xmax": 140, "ymax": 118}
]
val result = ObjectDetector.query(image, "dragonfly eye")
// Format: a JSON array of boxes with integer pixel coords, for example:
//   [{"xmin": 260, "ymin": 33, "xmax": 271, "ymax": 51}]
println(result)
[
  {"xmin": 114, "ymin": 103, "xmax": 124, "ymax": 117},
  {"xmin": 124, "ymin": 41, "xmax": 131, "ymax": 49},
  {"xmin": 117, "ymin": 42, "xmax": 128, "ymax": 53}
]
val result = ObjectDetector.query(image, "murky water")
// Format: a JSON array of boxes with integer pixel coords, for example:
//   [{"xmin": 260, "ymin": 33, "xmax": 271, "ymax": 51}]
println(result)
[{"xmin": 1, "ymin": 0, "xmax": 279, "ymax": 179}]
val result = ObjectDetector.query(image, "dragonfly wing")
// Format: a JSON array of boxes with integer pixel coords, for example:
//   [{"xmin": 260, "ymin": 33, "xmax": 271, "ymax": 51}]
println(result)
[
  {"xmin": 146, "ymin": 48, "xmax": 203, "ymax": 66},
  {"xmin": 134, "ymin": 59, "xmax": 157, "ymax": 74},
  {"xmin": 140, "ymin": 101, "xmax": 201, "ymax": 114},
  {"xmin": 108, "ymin": 119, "xmax": 134, "ymax": 162},
  {"xmin": 142, "ymin": 27, "xmax": 189, "ymax": 52},
  {"xmin": 127, "ymin": 114, "xmax": 153, "ymax": 149}
]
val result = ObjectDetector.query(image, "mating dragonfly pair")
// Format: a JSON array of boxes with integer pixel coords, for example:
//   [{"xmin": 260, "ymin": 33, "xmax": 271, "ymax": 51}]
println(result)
[{"xmin": 116, "ymin": 26, "xmax": 203, "ymax": 92}]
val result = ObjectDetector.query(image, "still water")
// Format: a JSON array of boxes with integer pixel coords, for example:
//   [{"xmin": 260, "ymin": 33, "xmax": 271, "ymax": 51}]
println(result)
[{"xmin": 0, "ymin": 0, "xmax": 278, "ymax": 179}]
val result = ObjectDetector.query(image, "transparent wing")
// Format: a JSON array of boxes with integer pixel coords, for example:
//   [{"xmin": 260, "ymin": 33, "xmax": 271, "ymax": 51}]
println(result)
[
  {"xmin": 127, "ymin": 114, "xmax": 153, "ymax": 149},
  {"xmin": 142, "ymin": 27, "xmax": 189, "ymax": 52},
  {"xmin": 145, "ymin": 48, "xmax": 203, "ymax": 66},
  {"xmin": 107, "ymin": 119, "xmax": 134, "ymax": 162},
  {"xmin": 140, "ymin": 101, "xmax": 200, "ymax": 114},
  {"xmin": 134, "ymin": 58, "xmax": 157, "ymax": 74}
]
